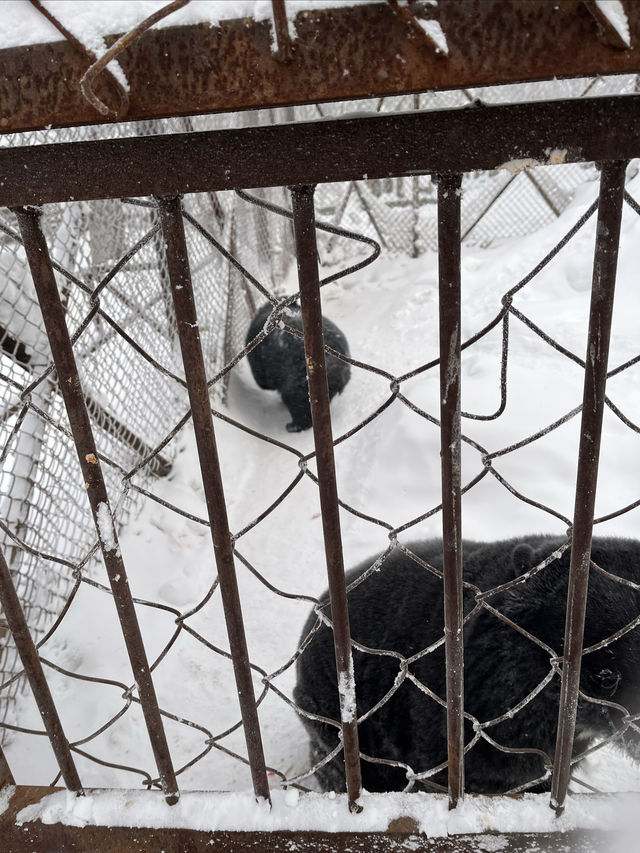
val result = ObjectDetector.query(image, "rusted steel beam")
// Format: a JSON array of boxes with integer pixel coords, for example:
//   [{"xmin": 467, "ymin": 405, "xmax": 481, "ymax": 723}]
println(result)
[
  {"xmin": 290, "ymin": 185, "xmax": 362, "ymax": 812},
  {"xmin": 1, "ymin": 93, "xmax": 640, "ymax": 209},
  {"xmin": 0, "ymin": 544, "xmax": 81, "ymax": 793},
  {"xmin": 436, "ymin": 173, "xmax": 464, "ymax": 808},
  {"xmin": 12, "ymin": 206, "xmax": 179, "ymax": 806},
  {"xmin": 0, "ymin": 786, "xmax": 612, "ymax": 852},
  {"xmin": 155, "ymin": 196, "xmax": 271, "ymax": 804},
  {"xmin": 550, "ymin": 160, "xmax": 628, "ymax": 813},
  {"xmin": 1, "ymin": 1, "xmax": 639, "ymax": 135}
]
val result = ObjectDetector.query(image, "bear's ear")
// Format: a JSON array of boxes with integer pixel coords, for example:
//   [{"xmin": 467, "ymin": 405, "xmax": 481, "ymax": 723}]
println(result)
[
  {"xmin": 593, "ymin": 667, "xmax": 622, "ymax": 697},
  {"xmin": 511, "ymin": 543, "xmax": 535, "ymax": 577}
]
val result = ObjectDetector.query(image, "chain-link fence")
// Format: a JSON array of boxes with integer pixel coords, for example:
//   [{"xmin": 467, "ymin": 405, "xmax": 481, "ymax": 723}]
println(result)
[
  {"xmin": 0, "ymin": 174, "xmax": 300, "ymax": 721},
  {"xmin": 1, "ymin": 80, "xmax": 640, "ymax": 827},
  {"xmin": 4, "ymin": 76, "xmax": 626, "ymax": 729}
]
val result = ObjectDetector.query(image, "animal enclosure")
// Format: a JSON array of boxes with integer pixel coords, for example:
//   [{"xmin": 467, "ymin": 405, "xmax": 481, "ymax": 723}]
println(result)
[{"xmin": 1, "ymin": 92, "xmax": 640, "ymax": 831}]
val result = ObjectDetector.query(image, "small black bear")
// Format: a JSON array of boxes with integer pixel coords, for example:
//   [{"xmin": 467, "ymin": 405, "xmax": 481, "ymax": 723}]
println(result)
[
  {"xmin": 245, "ymin": 302, "xmax": 351, "ymax": 432},
  {"xmin": 294, "ymin": 536, "xmax": 640, "ymax": 794}
]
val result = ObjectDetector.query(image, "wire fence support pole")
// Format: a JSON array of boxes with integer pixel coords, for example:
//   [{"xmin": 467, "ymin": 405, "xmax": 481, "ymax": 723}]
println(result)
[
  {"xmin": 0, "ymin": 544, "xmax": 81, "ymax": 793},
  {"xmin": 436, "ymin": 173, "xmax": 465, "ymax": 809},
  {"xmin": 13, "ymin": 205, "xmax": 180, "ymax": 806},
  {"xmin": 550, "ymin": 159, "xmax": 628, "ymax": 814},
  {"xmin": 289, "ymin": 184, "xmax": 363, "ymax": 813},
  {"xmin": 155, "ymin": 195, "xmax": 271, "ymax": 805}
]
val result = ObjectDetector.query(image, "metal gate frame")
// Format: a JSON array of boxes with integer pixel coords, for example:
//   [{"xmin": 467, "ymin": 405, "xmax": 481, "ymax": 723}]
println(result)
[{"xmin": 0, "ymin": 92, "xmax": 638, "ymax": 850}]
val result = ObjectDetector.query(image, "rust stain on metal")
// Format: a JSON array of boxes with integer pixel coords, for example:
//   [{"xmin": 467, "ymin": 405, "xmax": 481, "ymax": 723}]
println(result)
[
  {"xmin": 26, "ymin": 0, "xmax": 128, "ymax": 117},
  {"xmin": 1, "ymin": 1, "xmax": 640, "ymax": 134}
]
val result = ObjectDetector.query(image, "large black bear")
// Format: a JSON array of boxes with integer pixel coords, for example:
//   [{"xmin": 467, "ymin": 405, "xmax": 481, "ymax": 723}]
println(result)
[
  {"xmin": 245, "ymin": 302, "xmax": 351, "ymax": 432},
  {"xmin": 294, "ymin": 536, "xmax": 640, "ymax": 794}
]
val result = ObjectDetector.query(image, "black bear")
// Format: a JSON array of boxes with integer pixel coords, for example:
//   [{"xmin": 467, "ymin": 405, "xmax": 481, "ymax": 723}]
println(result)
[
  {"xmin": 294, "ymin": 536, "xmax": 640, "ymax": 794},
  {"xmin": 245, "ymin": 302, "xmax": 351, "ymax": 432}
]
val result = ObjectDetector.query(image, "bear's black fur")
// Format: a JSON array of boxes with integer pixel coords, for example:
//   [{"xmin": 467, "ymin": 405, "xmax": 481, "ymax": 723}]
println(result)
[
  {"xmin": 294, "ymin": 537, "xmax": 640, "ymax": 793},
  {"xmin": 245, "ymin": 302, "xmax": 351, "ymax": 432}
]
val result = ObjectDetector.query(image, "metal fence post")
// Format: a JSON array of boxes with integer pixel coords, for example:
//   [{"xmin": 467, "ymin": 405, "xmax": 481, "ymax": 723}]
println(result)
[
  {"xmin": 550, "ymin": 160, "xmax": 628, "ymax": 813},
  {"xmin": 156, "ymin": 195, "xmax": 271, "ymax": 804},
  {"xmin": 437, "ymin": 173, "xmax": 465, "ymax": 808},
  {"xmin": 13, "ymin": 205, "xmax": 180, "ymax": 805},
  {"xmin": 289, "ymin": 184, "xmax": 363, "ymax": 812},
  {"xmin": 0, "ymin": 544, "xmax": 81, "ymax": 793}
]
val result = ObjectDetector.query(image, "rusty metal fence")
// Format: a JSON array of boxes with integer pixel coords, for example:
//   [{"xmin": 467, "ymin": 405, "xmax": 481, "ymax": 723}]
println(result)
[
  {"xmin": 0, "ymin": 92, "xmax": 640, "ymax": 842},
  {"xmin": 2, "ymin": 78, "xmax": 625, "ymax": 734}
]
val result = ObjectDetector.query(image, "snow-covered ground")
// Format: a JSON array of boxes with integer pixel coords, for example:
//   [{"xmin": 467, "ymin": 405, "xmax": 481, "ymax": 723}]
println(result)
[{"xmin": 5, "ymin": 164, "xmax": 640, "ymax": 831}]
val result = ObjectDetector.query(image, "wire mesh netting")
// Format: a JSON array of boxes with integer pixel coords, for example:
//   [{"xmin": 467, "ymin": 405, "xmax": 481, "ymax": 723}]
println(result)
[
  {"xmin": 2, "ymin": 72, "xmax": 640, "ymax": 802},
  {"xmin": 1, "ymin": 152, "xmax": 640, "ymax": 798},
  {"xmin": 1, "ymin": 81, "xmax": 618, "ymax": 732}
]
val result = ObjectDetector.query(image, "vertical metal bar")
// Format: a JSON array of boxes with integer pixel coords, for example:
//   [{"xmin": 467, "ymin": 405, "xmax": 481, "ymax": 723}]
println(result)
[
  {"xmin": 156, "ymin": 196, "xmax": 271, "ymax": 804},
  {"xmin": 289, "ymin": 185, "xmax": 363, "ymax": 812},
  {"xmin": 271, "ymin": 0, "xmax": 293, "ymax": 62},
  {"xmin": 412, "ymin": 94, "xmax": 421, "ymax": 258},
  {"xmin": 550, "ymin": 160, "xmax": 628, "ymax": 813},
  {"xmin": 0, "ymin": 544, "xmax": 79, "ymax": 792},
  {"xmin": 13, "ymin": 206, "xmax": 179, "ymax": 805},
  {"xmin": 437, "ymin": 174, "xmax": 465, "ymax": 808}
]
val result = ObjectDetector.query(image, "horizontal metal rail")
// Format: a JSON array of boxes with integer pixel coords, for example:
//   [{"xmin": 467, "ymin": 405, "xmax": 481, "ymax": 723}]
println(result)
[
  {"xmin": 1, "ymin": 95, "xmax": 640, "ymax": 207},
  {"xmin": 2, "ymin": 0, "xmax": 640, "ymax": 135}
]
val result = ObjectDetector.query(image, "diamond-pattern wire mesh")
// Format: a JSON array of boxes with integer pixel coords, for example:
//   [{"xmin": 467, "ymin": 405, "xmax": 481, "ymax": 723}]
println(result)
[
  {"xmin": 0, "ymin": 181, "xmax": 299, "ymax": 752},
  {"xmin": 290, "ymin": 187, "xmax": 640, "ymax": 796},
  {"xmin": 1, "ymin": 169, "xmax": 639, "ymax": 794},
  {"xmin": 0, "ymin": 87, "xmax": 582, "ymax": 729},
  {"xmin": 304, "ymin": 75, "xmax": 640, "ymax": 261},
  {"xmin": 1, "ymin": 78, "xmax": 639, "ymax": 789}
]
